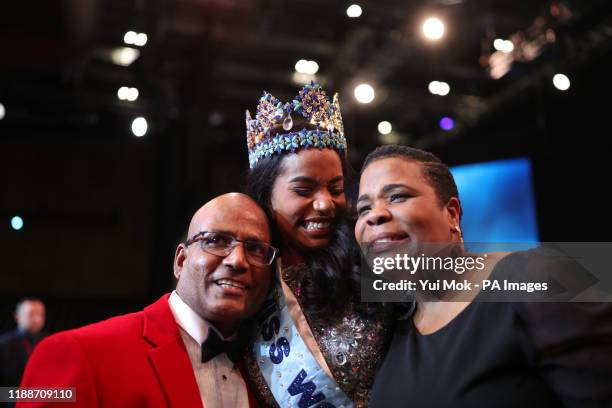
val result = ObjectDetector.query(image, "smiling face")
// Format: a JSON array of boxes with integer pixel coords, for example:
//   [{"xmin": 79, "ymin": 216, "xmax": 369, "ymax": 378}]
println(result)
[
  {"xmin": 355, "ymin": 157, "xmax": 461, "ymax": 253},
  {"xmin": 173, "ymin": 193, "xmax": 272, "ymax": 336},
  {"xmin": 270, "ymin": 149, "xmax": 346, "ymax": 254}
]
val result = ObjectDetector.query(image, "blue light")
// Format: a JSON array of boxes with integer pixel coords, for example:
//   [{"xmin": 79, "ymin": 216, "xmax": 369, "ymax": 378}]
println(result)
[
  {"xmin": 10, "ymin": 216, "xmax": 24, "ymax": 231},
  {"xmin": 439, "ymin": 116, "xmax": 454, "ymax": 131},
  {"xmin": 451, "ymin": 158, "xmax": 539, "ymax": 242}
]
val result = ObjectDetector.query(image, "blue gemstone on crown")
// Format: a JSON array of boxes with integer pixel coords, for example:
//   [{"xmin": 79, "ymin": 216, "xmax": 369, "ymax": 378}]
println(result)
[{"xmin": 245, "ymin": 82, "xmax": 346, "ymax": 168}]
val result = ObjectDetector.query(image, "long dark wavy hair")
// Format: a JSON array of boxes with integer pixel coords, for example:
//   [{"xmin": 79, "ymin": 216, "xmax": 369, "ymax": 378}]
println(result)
[{"xmin": 244, "ymin": 121, "xmax": 361, "ymax": 317}]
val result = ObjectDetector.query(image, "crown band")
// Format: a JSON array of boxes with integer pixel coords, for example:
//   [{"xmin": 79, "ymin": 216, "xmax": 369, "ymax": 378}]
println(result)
[{"xmin": 246, "ymin": 82, "xmax": 347, "ymax": 168}]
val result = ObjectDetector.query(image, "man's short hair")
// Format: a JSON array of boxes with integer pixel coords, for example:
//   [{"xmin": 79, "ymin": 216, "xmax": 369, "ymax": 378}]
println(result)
[{"xmin": 15, "ymin": 297, "xmax": 44, "ymax": 313}]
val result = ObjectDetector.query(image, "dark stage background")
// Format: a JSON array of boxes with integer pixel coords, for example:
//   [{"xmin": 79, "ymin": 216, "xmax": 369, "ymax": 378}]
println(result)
[{"xmin": 1, "ymin": 0, "xmax": 611, "ymax": 334}]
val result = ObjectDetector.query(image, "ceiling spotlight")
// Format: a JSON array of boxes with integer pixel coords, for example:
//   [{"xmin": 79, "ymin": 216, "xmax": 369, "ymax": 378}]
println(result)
[
  {"xmin": 377, "ymin": 121, "xmax": 392, "ymax": 135},
  {"xmin": 117, "ymin": 87, "xmax": 139, "ymax": 101},
  {"xmin": 295, "ymin": 59, "xmax": 308, "ymax": 73},
  {"xmin": 552, "ymin": 73, "xmax": 570, "ymax": 91},
  {"xmin": 134, "ymin": 33, "xmax": 148, "ymax": 47},
  {"xmin": 123, "ymin": 31, "xmax": 138, "ymax": 45},
  {"xmin": 438, "ymin": 82, "xmax": 450, "ymax": 96},
  {"xmin": 126, "ymin": 87, "xmax": 139, "ymax": 101},
  {"xmin": 354, "ymin": 83, "xmax": 375, "ymax": 104},
  {"xmin": 111, "ymin": 47, "xmax": 140, "ymax": 67},
  {"xmin": 493, "ymin": 39, "xmax": 514, "ymax": 53},
  {"xmin": 0, "ymin": 102, "xmax": 5, "ymax": 120},
  {"xmin": 428, "ymin": 81, "xmax": 438, "ymax": 95},
  {"xmin": 131, "ymin": 117, "xmax": 148, "ymax": 137},
  {"xmin": 439, "ymin": 116, "xmax": 454, "ymax": 131},
  {"xmin": 117, "ymin": 86, "xmax": 130, "ymax": 100},
  {"xmin": 428, "ymin": 81, "xmax": 450, "ymax": 96},
  {"xmin": 306, "ymin": 61, "xmax": 319, "ymax": 75},
  {"xmin": 346, "ymin": 4, "xmax": 362, "ymax": 18},
  {"xmin": 422, "ymin": 17, "xmax": 445, "ymax": 41},
  {"xmin": 11, "ymin": 216, "xmax": 24, "ymax": 231},
  {"xmin": 295, "ymin": 59, "xmax": 319, "ymax": 75},
  {"xmin": 124, "ymin": 31, "xmax": 148, "ymax": 47}
]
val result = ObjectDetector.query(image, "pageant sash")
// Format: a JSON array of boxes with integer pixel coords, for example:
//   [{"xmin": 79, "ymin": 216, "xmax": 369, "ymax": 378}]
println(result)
[{"xmin": 252, "ymin": 266, "xmax": 353, "ymax": 408}]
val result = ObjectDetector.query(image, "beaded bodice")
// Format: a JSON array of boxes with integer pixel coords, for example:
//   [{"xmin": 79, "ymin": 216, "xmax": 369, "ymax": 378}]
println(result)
[{"xmin": 244, "ymin": 263, "xmax": 392, "ymax": 407}]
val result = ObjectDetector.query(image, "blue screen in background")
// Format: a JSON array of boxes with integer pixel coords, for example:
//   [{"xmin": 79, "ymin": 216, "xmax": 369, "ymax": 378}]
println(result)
[{"xmin": 450, "ymin": 158, "xmax": 539, "ymax": 243}]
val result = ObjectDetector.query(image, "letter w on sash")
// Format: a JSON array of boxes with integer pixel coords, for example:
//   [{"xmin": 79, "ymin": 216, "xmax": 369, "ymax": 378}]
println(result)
[{"xmin": 288, "ymin": 369, "xmax": 332, "ymax": 408}]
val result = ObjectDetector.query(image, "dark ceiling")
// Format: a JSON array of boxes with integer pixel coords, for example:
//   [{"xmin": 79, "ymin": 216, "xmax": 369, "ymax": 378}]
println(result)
[
  {"xmin": 1, "ymin": 0, "xmax": 611, "ymax": 303},
  {"xmin": 2, "ymin": 0, "xmax": 610, "ymax": 146}
]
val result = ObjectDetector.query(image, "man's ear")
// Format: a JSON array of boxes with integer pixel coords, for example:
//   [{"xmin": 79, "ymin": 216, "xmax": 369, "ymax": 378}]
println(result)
[
  {"xmin": 174, "ymin": 244, "xmax": 187, "ymax": 280},
  {"xmin": 445, "ymin": 197, "xmax": 462, "ymax": 230}
]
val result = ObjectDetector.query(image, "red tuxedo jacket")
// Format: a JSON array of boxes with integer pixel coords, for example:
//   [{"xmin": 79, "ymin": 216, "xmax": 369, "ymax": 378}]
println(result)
[{"xmin": 18, "ymin": 294, "xmax": 258, "ymax": 408}]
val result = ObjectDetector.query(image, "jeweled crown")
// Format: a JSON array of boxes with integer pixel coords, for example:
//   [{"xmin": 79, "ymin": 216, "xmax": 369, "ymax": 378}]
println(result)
[{"xmin": 245, "ymin": 82, "xmax": 346, "ymax": 168}]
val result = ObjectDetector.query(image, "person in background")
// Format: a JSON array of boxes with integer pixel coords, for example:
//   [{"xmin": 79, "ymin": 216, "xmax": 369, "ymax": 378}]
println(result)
[{"xmin": 0, "ymin": 298, "xmax": 46, "ymax": 407}]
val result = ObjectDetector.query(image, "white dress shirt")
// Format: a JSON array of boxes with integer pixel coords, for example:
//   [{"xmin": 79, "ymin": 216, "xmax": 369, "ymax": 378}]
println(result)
[{"xmin": 168, "ymin": 291, "xmax": 249, "ymax": 408}]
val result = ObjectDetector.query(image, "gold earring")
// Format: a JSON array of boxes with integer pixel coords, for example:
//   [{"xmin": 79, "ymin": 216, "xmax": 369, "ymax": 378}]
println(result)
[{"xmin": 452, "ymin": 225, "xmax": 464, "ymax": 243}]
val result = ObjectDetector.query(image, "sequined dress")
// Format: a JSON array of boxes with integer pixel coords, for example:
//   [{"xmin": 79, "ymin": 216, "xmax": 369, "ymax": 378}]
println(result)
[{"xmin": 244, "ymin": 263, "xmax": 392, "ymax": 407}]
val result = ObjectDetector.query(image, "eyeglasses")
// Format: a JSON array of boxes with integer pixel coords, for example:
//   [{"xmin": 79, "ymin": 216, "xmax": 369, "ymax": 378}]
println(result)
[{"xmin": 185, "ymin": 231, "xmax": 277, "ymax": 267}]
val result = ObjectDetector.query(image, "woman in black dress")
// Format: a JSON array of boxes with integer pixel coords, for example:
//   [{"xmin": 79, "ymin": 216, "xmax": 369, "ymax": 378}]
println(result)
[{"xmin": 354, "ymin": 144, "xmax": 612, "ymax": 407}]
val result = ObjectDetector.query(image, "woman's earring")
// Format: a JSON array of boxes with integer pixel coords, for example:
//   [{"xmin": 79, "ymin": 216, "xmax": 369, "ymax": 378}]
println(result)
[{"xmin": 453, "ymin": 225, "xmax": 464, "ymax": 243}]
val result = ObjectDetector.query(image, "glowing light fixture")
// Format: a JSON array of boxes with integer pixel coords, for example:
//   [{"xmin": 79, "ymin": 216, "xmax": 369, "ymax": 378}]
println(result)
[
  {"xmin": 354, "ymin": 83, "xmax": 375, "ymax": 104},
  {"xmin": 422, "ymin": 17, "xmax": 445, "ymax": 41}
]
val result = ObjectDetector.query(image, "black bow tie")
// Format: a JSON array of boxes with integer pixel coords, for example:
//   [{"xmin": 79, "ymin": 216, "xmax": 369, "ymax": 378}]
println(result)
[{"xmin": 201, "ymin": 329, "xmax": 243, "ymax": 363}]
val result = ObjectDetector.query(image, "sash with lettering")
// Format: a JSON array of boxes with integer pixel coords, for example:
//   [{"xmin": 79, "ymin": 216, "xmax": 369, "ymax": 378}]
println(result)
[{"xmin": 252, "ymin": 264, "xmax": 353, "ymax": 408}]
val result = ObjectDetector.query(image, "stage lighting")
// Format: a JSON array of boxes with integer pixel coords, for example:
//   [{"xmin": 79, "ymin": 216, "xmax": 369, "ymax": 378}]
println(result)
[
  {"xmin": 422, "ymin": 17, "xmax": 445, "ymax": 41},
  {"xmin": 295, "ymin": 59, "xmax": 307, "ymax": 73},
  {"xmin": 131, "ymin": 117, "xmax": 148, "ymax": 137},
  {"xmin": 439, "ymin": 82, "xmax": 450, "ymax": 95},
  {"xmin": 111, "ymin": 47, "xmax": 140, "ymax": 67},
  {"xmin": 553, "ymin": 73, "xmax": 570, "ymax": 91},
  {"xmin": 124, "ymin": 31, "xmax": 137, "ymax": 45},
  {"xmin": 377, "ymin": 121, "xmax": 392, "ymax": 135},
  {"xmin": 306, "ymin": 61, "xmax": 319, "ymax": 75},
  {"xmin": 134, "ymin": 33, "xmax": 148, "ymax": 47},
  {"xmin": 439, "ymin": 116, "xmax": 454, "ymax": 131},
  {"xmin": 295, "ymin": 60, "xmax": 319, "ymax": 75},
  {"xmin": 118, "ymin": 87, "xmax": 139, "ymax": 101},
  {"xmin": 0, "ymin": 103, "xmax": 5, "ymax": 120},
  {"xmin": 124, "ymin": 31, "xmax": 148, "ymax": 47},
  {"xmin": 354, "ymin": 83, "xmax": 375, "ymax": 104},
  {"xmin": 428, "ymin": 81, "xmax": 438, "ymax": 95},
  {"xmin": 117, "ymin": 87, "xmax": 129, "ymax": 100},
  {"xmin": 347, "ymin": 4, "xmax": 362, "ymax": 18},
  {"xmin": 126, "ymin": 88, "xmax": 139, "ymax": 101},
  {"xmin": 11, "ymin": 216, "xmax": 24, "ymax": 231},
  {"xmin": 493, "ymin": 39, "xmax": 514, "ymax": 53},
  {"xmin": 428, "ymin": 81, "xmax": 450, "ymax": 96}
]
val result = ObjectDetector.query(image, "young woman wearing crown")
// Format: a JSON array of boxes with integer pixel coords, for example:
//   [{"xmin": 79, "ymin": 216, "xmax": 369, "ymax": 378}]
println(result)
[{"xmin": 242, "ymin": 82, "xmax": 393, "ymax": 407}]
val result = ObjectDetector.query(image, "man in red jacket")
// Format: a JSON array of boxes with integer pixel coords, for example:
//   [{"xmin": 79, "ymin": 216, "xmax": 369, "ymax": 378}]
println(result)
[{"xmin": 18, "ymin": 193, "xmax": 276, "ymax": 408}]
